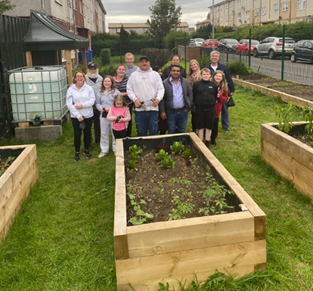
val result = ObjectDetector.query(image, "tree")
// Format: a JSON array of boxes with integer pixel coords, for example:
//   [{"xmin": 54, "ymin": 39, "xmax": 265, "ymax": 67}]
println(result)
[
  {"xmin": 120, "ymin": 25, "xmax": 130, "ymax": 55},
  {"xmin": 147, "ymin": 0, "xmax": 182, "ymax": 40},
  {"xmin": 0, "ymin": 0, "xmax": 15, "ymax": 13}
]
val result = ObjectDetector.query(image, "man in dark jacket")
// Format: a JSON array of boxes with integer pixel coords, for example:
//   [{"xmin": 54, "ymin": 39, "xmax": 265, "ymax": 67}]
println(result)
[
  {"xmin": 159, "ymin": 65, "xmax": 193, "ymax": 134},
  {"xmin": 162, "ymin": 55, "xmax": 187, "ymax": 80},
  {"xmin": 206, "ymin": 50, "xmax": 235, "ymax": 131}
]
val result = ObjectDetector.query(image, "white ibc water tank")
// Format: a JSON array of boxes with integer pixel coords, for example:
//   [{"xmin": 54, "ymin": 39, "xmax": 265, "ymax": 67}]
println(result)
[{"xmin": 9, "ymin": 66, "xmax": 68, "ymax": 121}]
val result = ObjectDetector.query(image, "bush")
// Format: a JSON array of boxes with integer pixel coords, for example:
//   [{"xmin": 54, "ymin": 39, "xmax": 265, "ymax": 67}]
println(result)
[
  {"xmin": 197, "ymin": 55, "xmax": 211, "ymax": 69},
  {"xmin": 226, "ymin": 59, "xmax": 251, "ymax": 75},
  {"xmin": 100, "ymin": 48, "xmax": 111, "ymax": 65},
  {"xmin": 140, "ymin": 48, "xmax": 170, "ymax": 67},
  {"xmin": 99, "ymin": 64, "xmax": 116, "ymax": 77}
]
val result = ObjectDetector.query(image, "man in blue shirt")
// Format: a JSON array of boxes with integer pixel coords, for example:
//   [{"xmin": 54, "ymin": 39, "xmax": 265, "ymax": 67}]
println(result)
[{"xmin": 160, "ymin": 65, "xmax": 193, "ymax": 134}]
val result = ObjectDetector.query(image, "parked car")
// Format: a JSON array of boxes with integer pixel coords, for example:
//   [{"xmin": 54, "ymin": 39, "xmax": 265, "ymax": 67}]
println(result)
[
  {"xmin": 201, "ymin": 39, "xmax": 219, "ymax": 49},
  {"xmin": 290, "ymin": 40, "xmax": 313, "ymax": 63},
  {"xmin": 193, "ymin": 38, "xmax": 205, "ymax": 46},
  {"xmin": 236, "ymin": 39, "xmax": 259, "ymax": 55},
  {"xmin": 253, "ymin": 37, "xmax": 295, "ymax": 59},
  {"xmin": 217, "ymin": 39, "xmax": 239, "ymax": 52},
  {"xmin": 188, "ymin": 39, "xmax": 197, "ymax": 47}
]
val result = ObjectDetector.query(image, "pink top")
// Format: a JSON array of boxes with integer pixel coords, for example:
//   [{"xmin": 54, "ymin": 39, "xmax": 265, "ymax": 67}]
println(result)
[{"xmin": 107, "ymin": 106, "xmax": 131, "ymax": 131}]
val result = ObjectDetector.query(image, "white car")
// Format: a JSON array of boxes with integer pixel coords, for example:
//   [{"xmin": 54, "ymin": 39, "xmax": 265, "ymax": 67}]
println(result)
[
  {"xmin": 253, "ymin": 37, "xmax": 295, "ymax": 59},
  {"xmin": 193, "ymin": 38, "xmax": 205, "ymax": 46}
]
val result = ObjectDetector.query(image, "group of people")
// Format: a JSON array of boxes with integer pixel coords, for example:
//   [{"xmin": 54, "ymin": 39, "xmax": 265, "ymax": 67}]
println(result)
[{"xmin": 66, "ymin": 50, "xmax": 235, "ymax": 161}]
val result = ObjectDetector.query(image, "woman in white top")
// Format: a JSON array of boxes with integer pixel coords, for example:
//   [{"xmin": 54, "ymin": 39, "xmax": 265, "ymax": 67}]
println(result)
[{"xmin": 66, "ymin": 71, "xmax": 95, "ymax": 161}]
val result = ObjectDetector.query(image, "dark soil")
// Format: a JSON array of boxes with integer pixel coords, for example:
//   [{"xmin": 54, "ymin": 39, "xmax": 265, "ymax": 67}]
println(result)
[
  {"xmin": 239, "ymin": 73, "xmax": 313, "ymax": 102},
  {"xmin": 125, "ymin": 147, "xmax": 236, "ymax": 226},
  {"xmin": 0, "ymin": 156, "xmax": 15, "ymax": 177}
]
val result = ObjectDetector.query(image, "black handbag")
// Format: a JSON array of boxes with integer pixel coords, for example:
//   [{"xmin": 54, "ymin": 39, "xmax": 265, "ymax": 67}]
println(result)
[{"xmin": 227, "ymin": 96, "xmax": 236, "ymax": 107}]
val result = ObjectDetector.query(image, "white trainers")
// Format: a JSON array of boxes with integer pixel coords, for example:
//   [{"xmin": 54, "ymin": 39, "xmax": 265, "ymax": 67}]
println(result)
[{"xmin": 98, "ymin": 152, "xmax": 107, "ymax": 158}]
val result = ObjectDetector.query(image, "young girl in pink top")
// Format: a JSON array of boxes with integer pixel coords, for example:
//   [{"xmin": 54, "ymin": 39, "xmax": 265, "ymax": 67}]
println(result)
[{"xmin": 107, "ymin": 94, "xmax": 131, "ymax": 139}]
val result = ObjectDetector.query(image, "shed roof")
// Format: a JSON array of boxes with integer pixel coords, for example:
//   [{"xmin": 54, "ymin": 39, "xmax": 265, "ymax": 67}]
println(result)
[{"xmin": 24, "ymin": 11, "xmax": 89, "ymax": 51}]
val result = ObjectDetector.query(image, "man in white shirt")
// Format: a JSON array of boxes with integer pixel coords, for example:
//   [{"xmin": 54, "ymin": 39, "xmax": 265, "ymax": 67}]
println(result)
[{"xmin": 127, "ymin": 56, "xmax": 164, "ymax": 136}]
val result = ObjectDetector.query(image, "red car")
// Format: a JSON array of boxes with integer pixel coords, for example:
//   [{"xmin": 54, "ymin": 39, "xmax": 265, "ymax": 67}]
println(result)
[
  {"xmin": 236, "ymin": 39, "xmax": 259, "ymax": 55},
  {"xmin": 201, "ymin": 39, "xmax": 219, "ymax": 49}
]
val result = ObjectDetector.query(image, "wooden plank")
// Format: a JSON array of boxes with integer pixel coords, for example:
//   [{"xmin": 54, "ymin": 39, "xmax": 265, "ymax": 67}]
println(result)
[
  {"xmin": 18, "ymin": 122, "xmax": 29, "ymax": 128},
  {"xmin": 0, "ymin": 145, "xmax": 38, "ymax": 240},
  {"xmin": 43, "ymin": 121, "xmax": 54, "ymax": 126},
  {"xmin": 25, "ymin": 51, "xmax": 32, "ymax": 67},
  {"xmin": 114, "ymin": 139, "xmax": 128, "ymax": 260},
  {"xmin": 118, "ymin": 265, "xmax": 255, "ymax": 291},
  {"xmin": 234, "ymin": 79, "xmax": 313, "ymax": 109},
  {"xmin": 189, "ymin": 133, "xmax": 266, "ymax": 221},
  {"xmin": 65, "ymin": 50, "xmax": 73, "ymax": 87},
  {"xmin": 127, "ymin": 212, "xmax": 254, "ymax": 258},
  {"xmin": 261, "ymin": 123, "xmax": 313, "ymax": 171},
  {"xmin": 116, "ymin": 240, "xmax": 266, "ymax": 289}
]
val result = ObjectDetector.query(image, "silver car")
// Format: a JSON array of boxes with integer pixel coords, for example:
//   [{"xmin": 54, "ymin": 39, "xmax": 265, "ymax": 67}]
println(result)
[{"xmin": 253, "ymin": 37, "xmax": 295, "ymax": 59}]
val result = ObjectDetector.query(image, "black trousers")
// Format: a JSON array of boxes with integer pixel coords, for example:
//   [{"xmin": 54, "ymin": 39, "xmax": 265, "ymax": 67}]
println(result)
[
  {"xmin": 71, "ymin": 117, "xmax": 93, "ymax": 152},
  {"xmin": 127, "ymin": 103, "xmax": 134, "ymax": 137},
  {"xmin": 93, "ymin": 108, "xmax": 101, "ymax": 142},
  {"xmin": 113, "ymin": 129, "xmax": 127, "ymax": 139},
  {"xmin": 211, "ymin": 117, "xmax": 219, "ymax": 141}
]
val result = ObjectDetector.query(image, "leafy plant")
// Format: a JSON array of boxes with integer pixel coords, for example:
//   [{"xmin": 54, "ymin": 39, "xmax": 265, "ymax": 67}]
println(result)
[
  {"xmin": 169, "ymin": 195, "xmax": 194, "ymax": 221},
  {"xmin": 129, "ymin": 144, "xmax": 143, "ymax": 155},
  {"xmin": 183, "ymin": 148, "xmax": 192, "ymax": 159},
  {"xmin": 155, "ymin": 149, "xmax": 168, "ymax": 161},
  {"xmin": 127, "ymin": 193, "xmax": 154, "ymax": 225},
  {"xmin": 302, "ymin": 106, "xmax": 313, "ymax": 138},
  {"xmin": 199, "ymin": 171, "xmax": 234, "ymax": 216},
  {"xmin": 128, "ymin": 159, "xmax": 137, "ymax": 169},
  {"xmin": 275, "ymin": 102, "xmax": 297, "ymax": 133},
  {"xmin": 170, "ymin": 141, "xmax": 184, "ymax": 154},
  {"xmin": 161, "ymin": 155, "xmax": 175, "ymax": 169}
]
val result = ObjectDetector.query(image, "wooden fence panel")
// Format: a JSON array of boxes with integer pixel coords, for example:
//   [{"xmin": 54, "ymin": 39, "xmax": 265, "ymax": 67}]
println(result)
[{"xmin": 0, "ymin": 15, "xmax": 29, "ymax": 137}]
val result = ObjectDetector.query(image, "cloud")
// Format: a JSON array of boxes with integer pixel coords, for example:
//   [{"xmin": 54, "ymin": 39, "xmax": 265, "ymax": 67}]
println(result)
[{"xmin": 103, "ymin": 0, "xmax": 222, "ymax": 28}]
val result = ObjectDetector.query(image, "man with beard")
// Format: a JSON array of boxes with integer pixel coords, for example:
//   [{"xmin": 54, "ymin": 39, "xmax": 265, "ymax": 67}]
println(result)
[
  {"xmin": 86, "ymin": 63, "xmax": 103, "ymax": 143},
  {"xmin": 160, "ymin": 65, "xmax": 193, "ymax": 134}
]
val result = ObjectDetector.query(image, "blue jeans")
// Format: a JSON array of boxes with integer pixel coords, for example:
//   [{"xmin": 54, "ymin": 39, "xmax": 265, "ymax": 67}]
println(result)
[
  {"xmin": 166, "ymin": 110, "xmax": 188, "ymax": 134},
  {"xmin": 221, "ymin": 102, "xmax": 229, "ymax": 130},
  {"xmin": 134, "ymin": 111, "xmax": 158, "ymax": 136}
]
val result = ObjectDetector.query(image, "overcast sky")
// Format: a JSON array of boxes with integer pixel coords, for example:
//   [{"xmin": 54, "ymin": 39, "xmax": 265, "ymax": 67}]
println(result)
[{"xmin": 103, "ymin": 0, "xmax": 224, "ymax": 29}]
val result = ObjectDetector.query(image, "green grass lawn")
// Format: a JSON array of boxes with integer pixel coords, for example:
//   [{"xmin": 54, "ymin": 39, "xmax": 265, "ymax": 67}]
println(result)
[{"xmin": 1, "ymin": 86, "xmax": 313, "ymax": 290}]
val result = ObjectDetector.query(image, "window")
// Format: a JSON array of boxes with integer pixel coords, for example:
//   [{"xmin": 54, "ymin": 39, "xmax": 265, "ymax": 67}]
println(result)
[
  {"xmin": 226, "ymin": 15, "xmax": 229, "ymax": 22},
  {"xmin": 230, "ymin": 1, "xmax": 233, "ymax": 8},
  {"xmin": 237, "ymin": 0, "xmax": 241, "ymax": 5},
  {"xmin": 230, "ymin": 14, "xmax": 233, "ymax": 21},
  {"xmin": 274, "ymin": 4, "xmax": 279, "ymax": 12},
  {"xmin": 237, "ymin": 12, "xmax": 241, "ymax": 21},
  {"xmin": 298, "ymin": 0, "xmax": 306, "ymax": 10},
  {"xmin": 282, "ymin": 2, "xmax": 288, "ymax": 11},
  {"xmin": 246, "ymin": 11, "xmax": 250, "ymax": 19},
  {"xmin": 246, "ymin": 0, "xmax": 249, "ymax": 2},
  {"xmin": 262, "ymin": 7, "xmax": 266, "ymax": 15},
  {"xmin": 255, "ymin": 8, "xmax": 259, "ymax": 16},
  {"xmin": 220, "ymin": 17, "xmax": 223, "ymax": 23},
  {"xmin": 226, "ymin": 3, "xmax": 229, "ymax": 9}
]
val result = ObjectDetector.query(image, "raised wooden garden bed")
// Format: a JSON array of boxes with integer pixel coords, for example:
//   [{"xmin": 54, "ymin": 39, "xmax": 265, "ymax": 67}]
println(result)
[
  {"xmin": 261, "ymin": 122, "xmax": 313, "ymax": 202},
  {"xmin": 0, "ymin": 144, "xmax": 38, "ymax": 241},
  {"xmin": 114, "ymin": 133, "xmax": 266, "ymax": 291}
]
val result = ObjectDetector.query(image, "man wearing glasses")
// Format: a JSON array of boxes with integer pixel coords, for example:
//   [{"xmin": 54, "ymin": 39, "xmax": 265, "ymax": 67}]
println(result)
[{"xmin": 159, "ymin": 65, "xmax": 193, "ymax": 134}]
